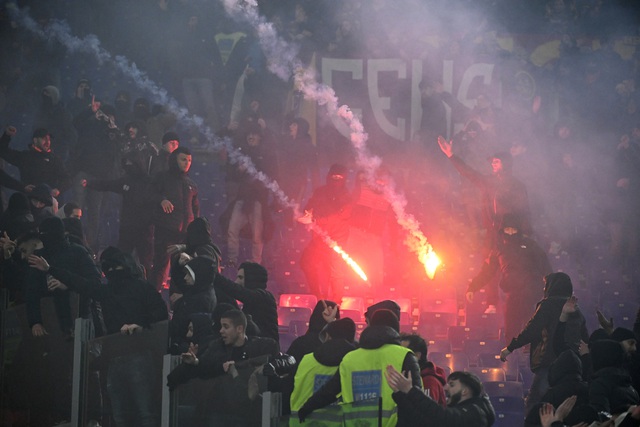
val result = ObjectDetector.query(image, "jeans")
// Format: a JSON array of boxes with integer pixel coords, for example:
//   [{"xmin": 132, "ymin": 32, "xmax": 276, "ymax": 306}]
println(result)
[{"xmin": 227, "ymin": 201, "xmax": 264, "ymax": 264}]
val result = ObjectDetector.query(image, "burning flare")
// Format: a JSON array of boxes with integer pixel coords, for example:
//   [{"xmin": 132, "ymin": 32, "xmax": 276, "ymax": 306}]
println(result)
[
  {"xmin": 421, "ymin": 249, "xmax": 441, "ymax": 280},
  {"xmin": 332, "ymin": 244, "xmax": 368, "ymax": 282}
]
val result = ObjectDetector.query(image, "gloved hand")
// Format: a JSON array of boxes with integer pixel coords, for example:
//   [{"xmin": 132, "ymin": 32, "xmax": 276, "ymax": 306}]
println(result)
[
  {"xmin": 263, "ymin": 353, "xmax": 296, "ymax": 377},
  {"xmin": 298, "ymin": 406, "xmax": 311, "ymax": 423}
]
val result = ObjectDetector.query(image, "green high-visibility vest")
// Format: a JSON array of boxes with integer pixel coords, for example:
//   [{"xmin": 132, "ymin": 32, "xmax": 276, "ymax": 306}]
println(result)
[
  {"xmin": 291, "ymin": 353, "xmax": 340, "ymax": 412},
  {"xmin": 339, "ymin": 344, "xmax": 412, "ymax": 427}
]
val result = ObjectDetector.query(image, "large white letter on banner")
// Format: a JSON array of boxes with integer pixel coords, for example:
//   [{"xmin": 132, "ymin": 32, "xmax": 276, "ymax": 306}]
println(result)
[
  {"xmin": 321, "ymin": 58, "xmax": 363, "ymax": 138},
  {"xmin": 368, "ymin": 59, "xmax": 407, "ymax": 141},
  {"xmin": 457, "ymin": 63, "xmax": 495, "ymax": 109}
]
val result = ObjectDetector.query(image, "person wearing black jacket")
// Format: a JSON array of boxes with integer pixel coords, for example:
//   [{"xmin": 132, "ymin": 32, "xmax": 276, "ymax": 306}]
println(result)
[
  {"xmin": 71, "ymin": 100, "xmax": 122, "ymax": 251},
  {"xmin": 387, "ymin": 368, "xmax": 496, "ymax": 427},
  {"xmin": 169, "ymin": 257, "xmax": 217, "ymax": 355},
  {"xmin": 29, "ymin": 247, "xmax": 168, "ymax": 427},
  {"xmin": 85, "ymin": 149, "xmax": 155, "ymax": 274},
  {"xmin": 24, "ymin": 217, "xmax": 100, "ymax": 337},
  {"xmin": 214, "ymin": 261, "xmax": 279, "ymax": 344},
  {"xmin": 0, "ymin": 126, "xmax": 71, "ymax": 198},
  {"xmin": 466, "ymin": 214, "xmax": 553, "ymax": 341},
  {"xmin": 149, "ymin": 146, "xmax": 199, "ymax": 291},
  {"xmin": 166, "ymin": 309, "xmax": 279, "ymax": 426},
  {"xmin": 500, "ymin": 272, "xmax": 588, "ymax": 413}
]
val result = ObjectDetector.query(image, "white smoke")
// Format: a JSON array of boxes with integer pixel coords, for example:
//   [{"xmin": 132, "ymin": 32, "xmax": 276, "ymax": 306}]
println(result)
[
  {"xmin": 8, "ymin": 3, "xmax": 299, "ymax": 214},
  {"xmin": 221, "ymin": 0, "xmax": 439, "ymax": 272}
]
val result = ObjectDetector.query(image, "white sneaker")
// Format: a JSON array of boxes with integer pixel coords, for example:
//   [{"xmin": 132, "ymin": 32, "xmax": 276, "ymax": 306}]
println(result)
[{"xmin": 484, "ymin": 305, "xmax": 497, "ymax": 314}]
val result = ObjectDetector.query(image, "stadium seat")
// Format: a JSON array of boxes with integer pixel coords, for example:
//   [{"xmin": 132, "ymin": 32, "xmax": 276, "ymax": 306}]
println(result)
[
  {"xmin": 418, "ymin": 312, "xmax": 458, "ymax": 339},
  {"xmin": 483, "ymin": 381, "xmax": 524, "ymax": 398},
  {"xmin": 429, "ymin": 351, "xmax": 470, "ymax": 372},
  {"xmin": 463, "ymin": 339, "xmax": 504, "ymax": 365},
  {"xmin": 277, "ymin": 307, "xmax": 312, "ymax": 327},
  {"xmin": 279, "ymin": 294, "xmax": 317, "ymax": 309},
  {"xmin": 464, "ymin": 367, "xmax": 506, "ymax": 382}
]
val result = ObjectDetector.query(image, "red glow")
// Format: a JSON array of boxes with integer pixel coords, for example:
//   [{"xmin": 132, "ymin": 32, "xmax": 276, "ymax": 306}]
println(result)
[{"xmin": 332, "ymin": 244, "xmax": 368, "ymax": 282}]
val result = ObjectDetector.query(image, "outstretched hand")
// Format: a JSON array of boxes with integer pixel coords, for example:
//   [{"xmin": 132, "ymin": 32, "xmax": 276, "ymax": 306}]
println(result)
[
  {"xmin": 384, "ymin": 365, "xmax": 412, "ymax": 394},
  {"xmin": 560, "ymin": 295, "xmax": 578, "ymax": 321},
  {"xmin": 596, "ymin": 310, "xmax": 614, "ymax": 334},
  {"xmin": 437, "ymin": 136, "xmax": 453, "ymax": 158}
]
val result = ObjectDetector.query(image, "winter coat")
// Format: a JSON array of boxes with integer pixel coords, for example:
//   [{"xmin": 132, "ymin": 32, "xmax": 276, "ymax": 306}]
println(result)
[
  {"xmin": 169, "ymin": 257, "xmax": 217, "ymax": 354},
  {"xmin": 214, "ymin": 273, "xmax": 279, "ymax": 344},
  {"xmin": 0, "ymin": 133, "xmax": 71, "ymax": 193},
  {"xmin": 393, "ymin": 388, "xmax": 496, "ymax": 427},
  {"xmin": 421, "ymin": 361, "xmax": 448, "ymax": 408},
  {"xmin": 507, "ymin": 272, "xmax": 586, "ymax": 372},
  {"xmin": 151, "ymin": 150, "xmax": 199, "ymax": 232}
]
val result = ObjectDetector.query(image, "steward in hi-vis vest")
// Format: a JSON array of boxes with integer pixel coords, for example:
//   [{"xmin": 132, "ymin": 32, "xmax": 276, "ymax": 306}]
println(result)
[{"xmin": 297, "ymin": 310, "xmax": 422, "ymax": 427}]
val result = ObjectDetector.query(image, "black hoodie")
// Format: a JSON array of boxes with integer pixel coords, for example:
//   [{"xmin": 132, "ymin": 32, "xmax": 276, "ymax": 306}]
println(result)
[
  {"xmin": 589, "ymin": 339, "xmax": 640, "ymax": 415},
  {"xmin": 507, "ymin": 272, "xmax": 584, "ymax": 372},
  {"xmin": 151, "ymin": 147, "xmax": 199, "ymax": 232},
  {"xmin": 214, "ymin": 263, "xmax": 278, "ymax": 343},
  {"xmin": 541, "ymin": 350, "xmax": 590, "ymax": 424},
  {"xmin": 169, "ymin": 257, "xmax": 217, "ymax": 354}
]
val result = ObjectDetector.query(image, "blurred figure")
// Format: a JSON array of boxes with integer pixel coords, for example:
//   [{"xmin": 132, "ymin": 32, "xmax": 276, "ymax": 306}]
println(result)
[
  {"xmin": 400, "ymin": 333, "xmax": 447, "ymax": 407},
  {"xmin": 299, "ymin": 164, "xmax": 352, "ymax": 301},
  {"xmin": 149, "ymin": 147, "xmax": 199, "ymax": 291}
]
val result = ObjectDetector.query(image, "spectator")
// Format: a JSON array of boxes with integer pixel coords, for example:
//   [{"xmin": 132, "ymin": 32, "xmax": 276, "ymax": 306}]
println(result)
[
  {"xmin": 56, "ymin": 202, "xmax": 82, "ymax": 220},
  {"xmin": 34, "ymin": 85, "xmax": 77, "ymax": 162},
  {"xmin": 466, "ymin": 213, "xmax": 553, "ymax": 338},
  {"xmin": 0, "ymin": 192, "xmax": 36, "ymax": 239},
  {"xmin": 500, "ymin": 272, "xmax": 587, "ymax": 413},
  {"xmin": 0, "ymin": 126, "xmax": 71, "ymax": 199},
  {"xmin": 166, "ymin": 309, "xmax": 279, "ymax": 426},
  {"xmin": 168, "ymin": 256, "xmax": 217, "ymax": 355},
  {"xmin": 213, "ymin": 262, "xmax": 279, "ymax": 343},
  {"xmin": 149, "ymin": 131, "xmax": 180, "ymax": 176},
  {"xmin": 386, "ymin": 368, "xmax": 496, "ymax": 427},
  {"xmin": 24, "ymin": 217, "xmax": 100, "ymax": 337},
  {"xmin": 589, "ymin": 339, "xmax": 639, "ymax": 417},
  {"xmin": 299, "ymin": 164, "xmax": 352, "ymax": 300},
  {"xmin": 84, "ymin": 149, "xmax": 155, "ymax": 274},
  {"xmin": 400, "ymin": 333, "xmax": 447, "ymax": 407},
  {"xmin": 29, "ymin": 247, "xmax": 168, "ymax": 427},
  {"xmin": 28, "ymin": 183, "xmax": 55, "ymax": 227},
  {"xmin": 225, "ymin": 123, "xmax": 278, "ymax": 266},
  {"xmin": 71, "ymin": 98, "xmax": 122, "ymax": 251},
  {"xmin": 149, "ymin": 146, "xmax": 199, "ymax": 291}
]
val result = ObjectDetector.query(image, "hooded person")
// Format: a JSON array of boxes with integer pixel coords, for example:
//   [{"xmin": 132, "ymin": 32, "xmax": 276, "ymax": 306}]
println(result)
[
  {"xmin": 149, "ymin": 146, "xmax": 199, "ymax": 291},
  {"xmin": 85, "ymin": 148, "xmax": 156, "ymax": 274},
  {"xmin": 535, "ymin": 349, "xmax": 590, "ymax": 425},
  {"xmin": 290, "ymin": 318, "xmax": 357, "ymax": 416},
  {"xmin": 25, "ymin": 217, "xmax": 101, "ymax": 337},
  {"xmin": 298, "ymin": 306, "xmax": 422, "ymax": 427},
  {"xmin": 213, "ymin": 261, "xmax": 279, "ymax": 343},
  {"xmin": 30, "ymin": 246, "xmax": 168, "ymax": 427},
  {"xmin": 169, "ymin": 257, "xmax": 217, "ymax": 355},
  {"xmin": 589, "ymin": 339, "xmax": 640, "ymax": 417},
  {"xmin": 299, "ymin": 163, "xmax": 352, "ymax": 300},
  {"xmin": 28, "ymin": 183, "xmax": 56, "ymax": 226},
  {"xmin": 35, "ymin": 85, "xmax": 77, "ymax": 162},
  {"xmin": 500, "ymin": 272, "xmax": 588, "ymax": 413},
  {"xmin": 0, "ymin": 192, "xmax": 36, "ymax": 239},
  {"xmin": 281, "ymin": 300, "xmax": 340, "ymax": 414},
  {"xmin": 467, "ymin": 212, "xmax": 553, "ymax": 341},
  {"xmin": 168, "ymin": 217, "xmax": 223, "ymax": 301},
  {"xmin": 365, "ymin": 300, "xmax": 402, "ymax": 324}
]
